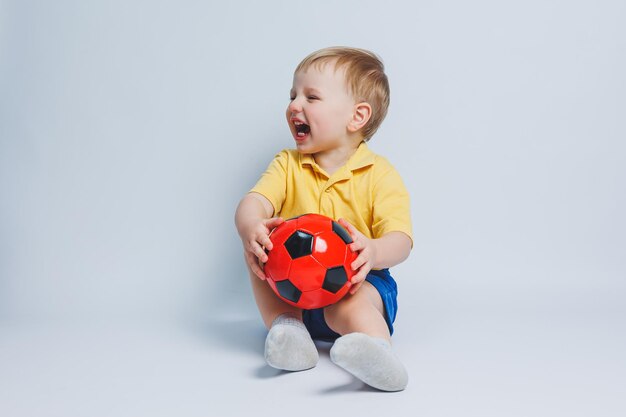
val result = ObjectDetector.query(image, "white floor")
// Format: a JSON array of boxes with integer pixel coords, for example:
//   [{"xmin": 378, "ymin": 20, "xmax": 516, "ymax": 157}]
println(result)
[{"xmin": 2, "ymin": 299, "xmax": 625, "ymax": 417}]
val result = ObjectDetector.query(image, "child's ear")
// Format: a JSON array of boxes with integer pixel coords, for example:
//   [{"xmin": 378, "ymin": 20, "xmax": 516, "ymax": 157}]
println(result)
[{"xmin": 348, "ymin": 102, "xmax": 372, "ymax": 133}]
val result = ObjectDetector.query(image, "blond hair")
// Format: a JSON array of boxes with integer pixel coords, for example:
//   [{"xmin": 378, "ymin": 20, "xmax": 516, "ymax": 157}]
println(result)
[{"xmin": 295, "ymin": 46, "xmax": 390, "ymax": 141}]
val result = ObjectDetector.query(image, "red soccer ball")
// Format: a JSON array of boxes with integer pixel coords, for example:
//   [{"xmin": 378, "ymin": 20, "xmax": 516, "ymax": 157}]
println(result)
[{"xmin": 263, "ymin": 213, "xmax": 358, "ymax": 309}]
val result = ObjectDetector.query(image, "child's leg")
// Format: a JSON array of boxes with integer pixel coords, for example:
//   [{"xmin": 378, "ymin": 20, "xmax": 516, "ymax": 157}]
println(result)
[
  {"xmin": 247, "ymin": 265, "xmax": 301, "ymax": 328},
  {"xmin": 323, "ymin": 281, "xmax": 391, "ymax": 341},
  {"xmin": 324, "ymin": 281, "xmax": 408, "ymax": 391},
  {"xmin": 247, "ymin": 266, "xmax": 318, "ymax": 371}
]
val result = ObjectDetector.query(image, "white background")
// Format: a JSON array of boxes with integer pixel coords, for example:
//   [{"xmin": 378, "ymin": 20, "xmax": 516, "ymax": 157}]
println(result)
[{"xmin": 1, "ymin": 1, "xmax": 625, "ymax": 416}]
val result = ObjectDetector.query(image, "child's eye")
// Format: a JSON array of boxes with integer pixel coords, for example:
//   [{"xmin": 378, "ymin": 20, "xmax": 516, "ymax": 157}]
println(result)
[{"xmin": 289, "ymin": 95, "xmax": 318, "ymax": 101}]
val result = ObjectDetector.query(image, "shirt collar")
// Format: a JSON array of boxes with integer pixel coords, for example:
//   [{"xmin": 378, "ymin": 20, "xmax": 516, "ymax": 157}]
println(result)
[{"xmin": 299, "ymin": 141, "xmax": 375, "ymax": 173}]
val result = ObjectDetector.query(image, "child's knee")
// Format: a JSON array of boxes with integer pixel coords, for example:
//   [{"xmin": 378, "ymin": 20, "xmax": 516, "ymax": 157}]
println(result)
[{"xmin": 324, "ymin": 294, "xmax": 369, "ymax": 329}]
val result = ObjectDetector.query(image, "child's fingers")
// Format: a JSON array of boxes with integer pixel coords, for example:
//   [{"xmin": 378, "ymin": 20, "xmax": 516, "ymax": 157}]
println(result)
[
  {"xmin": 244, "ymin": 251, "xmax": 266, "ymax": 280},
  {"xmin": 349, "ymin": 279, "xmax": 364, "ymax": 294},
  {"xmin": 265, "ymin": 217, "xmax": 284, "ymax": 230},
  {"xmin": 256, "ymin": 244, "xmax": 269, "ymax": 263},
  {"xmin": 351, "ymin": 253, "xmax": 368, "ymax": 271},
  {"xmin": 350, "ymin": 237, "xmax": 365, "ymax": 252},
  {"xmin": 251, "ymin": 263, "xmax": 266, "ymax": 280},
  {"xmin": 349, "ymin": 258, "xmax": 373, "ymax": 294},
  {"xmin": 248, "ymin": 239, "xmax": 268, "ymax": 263},
  {"xmin": 338, "ymin": 218, "xmax": 353, "ymax": 231},
  {"xmin": 350, "ymin": 266, "xmax": 368, "ymax": 284},
  {"xmin": 338, "ymin": 218, "xmax": 357, "ymax": 237},
  {"xmin": 260, "ymin": 235, "xmax": 273, "ymax": 251}
]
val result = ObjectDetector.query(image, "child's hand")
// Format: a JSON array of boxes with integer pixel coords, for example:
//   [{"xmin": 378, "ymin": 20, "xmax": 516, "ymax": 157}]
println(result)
[
  {"xmin": 242, "ymin": 217, "xmax": 284, "ymax": 280},
  {"xmin": 338, "ymin": 218, "xmax": 378, "ymax": 294}
]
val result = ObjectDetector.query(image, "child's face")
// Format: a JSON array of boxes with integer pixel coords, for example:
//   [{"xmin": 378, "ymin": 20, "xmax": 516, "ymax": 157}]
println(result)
[{"xmin": 286, "ymin": 62, "xmax": 358, "ymax": 154}]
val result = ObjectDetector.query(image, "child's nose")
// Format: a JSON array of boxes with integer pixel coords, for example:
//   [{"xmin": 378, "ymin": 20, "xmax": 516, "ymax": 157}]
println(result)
[{"xmin": 288, "ymin": 97, "xmax": 303, "ymax": 114}]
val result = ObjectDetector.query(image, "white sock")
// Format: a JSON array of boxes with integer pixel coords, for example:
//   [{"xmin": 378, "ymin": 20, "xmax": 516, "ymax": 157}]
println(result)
[
  {"xmin": 330, "ymin": 332, "xmax": 408, "ymax": 391},
  {"xmin": 264, "ymin": 313, "xmax": 319, "ymax": 371}
]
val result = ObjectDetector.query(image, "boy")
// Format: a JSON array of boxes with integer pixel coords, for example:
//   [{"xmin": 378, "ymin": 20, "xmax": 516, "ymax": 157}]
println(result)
[{"xmin": 235, "ymin": 47, "xmax": 412, "ymax": 392}]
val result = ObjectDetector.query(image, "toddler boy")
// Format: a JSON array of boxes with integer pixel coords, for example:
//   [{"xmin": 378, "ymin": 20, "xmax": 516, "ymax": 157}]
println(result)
[{"xmin": 235, "ymin": 46, "xmax": 412, "ymax": 391}]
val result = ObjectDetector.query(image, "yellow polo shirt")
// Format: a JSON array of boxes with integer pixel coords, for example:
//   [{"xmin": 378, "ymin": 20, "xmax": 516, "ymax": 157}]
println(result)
[{"xmin": 250, "ymin": 142, "xmax": 413, "ymax": 245}]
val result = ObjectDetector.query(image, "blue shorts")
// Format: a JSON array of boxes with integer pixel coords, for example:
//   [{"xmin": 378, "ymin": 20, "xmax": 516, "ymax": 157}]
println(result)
[{"xmin": 302, "ymin": 268, "xmax": 398, "ymax": 341}]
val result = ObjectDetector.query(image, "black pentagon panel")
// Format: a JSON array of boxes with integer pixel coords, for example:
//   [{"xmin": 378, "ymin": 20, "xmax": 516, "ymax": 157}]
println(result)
[
  {"xmin": 332, "ymin": 221, "xmax": 353, "ymax": 244},
  {"xmin": 285, "ymin": 231, "xmax": 314, "ymax": 259},
  {"xmin": 286, "ymin": 214, "xmax": 307, "ymax": 221},
  {"xmin": 275, "ymin": 280, "xmax": 302, "ymax": 303},
  {"xmin": 322, "ymin": 266, "xmax": 348, "ymax": 293}
]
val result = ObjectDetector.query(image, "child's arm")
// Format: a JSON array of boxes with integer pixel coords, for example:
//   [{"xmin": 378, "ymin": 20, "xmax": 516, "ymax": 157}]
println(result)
[
  {"xmin": 235, "ymin": 192, "xmax": 284, "ymax": 280},
  {"xmin": 338, "ymin": 219, "xmax": 411, "ymax": 294}
]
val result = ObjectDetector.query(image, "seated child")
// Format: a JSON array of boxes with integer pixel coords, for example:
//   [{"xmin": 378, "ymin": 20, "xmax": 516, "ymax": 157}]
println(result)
[{"xmin": 235, "ymin": 46, "xmax": 412, "ymax": 391}]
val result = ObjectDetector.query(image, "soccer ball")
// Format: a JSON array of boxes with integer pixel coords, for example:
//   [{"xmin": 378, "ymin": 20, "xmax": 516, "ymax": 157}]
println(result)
[{"xmin": 263, "ymin": 213, "xmax": 358, "ymax": 309}]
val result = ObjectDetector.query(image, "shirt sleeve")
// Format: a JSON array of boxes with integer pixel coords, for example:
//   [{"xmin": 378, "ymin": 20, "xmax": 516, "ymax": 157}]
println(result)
[
  {"xmin": 371, "ymin": 163, "xmax": 413, "ymax": 246},
  {"xmin": 249, "ymin": 150, "xmax": 289, "ymax": 216}
]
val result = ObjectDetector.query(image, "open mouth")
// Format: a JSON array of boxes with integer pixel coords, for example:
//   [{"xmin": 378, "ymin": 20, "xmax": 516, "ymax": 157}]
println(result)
[{"xmin": 294, "ymin": 121, "xmax": 311, "ymax": 137}]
